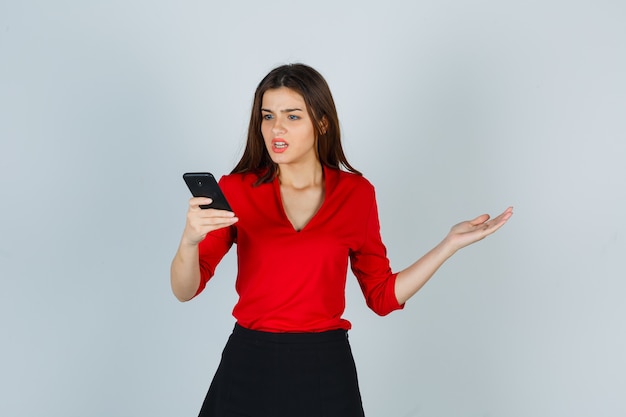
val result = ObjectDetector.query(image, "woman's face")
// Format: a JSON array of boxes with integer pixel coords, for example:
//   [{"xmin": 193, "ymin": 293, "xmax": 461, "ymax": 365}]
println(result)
[{"xmin": 260, "ymin": 87, "xmax": 318, "ymax": 168}]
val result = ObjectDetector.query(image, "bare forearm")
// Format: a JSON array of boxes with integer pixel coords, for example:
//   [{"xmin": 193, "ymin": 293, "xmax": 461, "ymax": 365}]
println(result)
[
  {"xmin": 170, "ymin": 241, "xmax": 202, "ymax": 302},
  {"xmin": 395, "ymin": 239, "xmax": 456, "ymax": 305},
  {"xmin": 395, "ymin": 207, "xmax": 513, "ymax": 305}
]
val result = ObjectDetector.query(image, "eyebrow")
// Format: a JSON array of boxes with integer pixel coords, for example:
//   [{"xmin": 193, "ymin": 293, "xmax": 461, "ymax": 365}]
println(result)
[{"xmin": 261, "ymin": 108, "xmax": 304, "ymax": 113}]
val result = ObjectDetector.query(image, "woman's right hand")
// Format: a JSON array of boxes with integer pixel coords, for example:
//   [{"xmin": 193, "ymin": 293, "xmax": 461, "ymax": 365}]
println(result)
[{"xmin": 182, "ymin": 197, "xmax": 239, "ymax": 246}]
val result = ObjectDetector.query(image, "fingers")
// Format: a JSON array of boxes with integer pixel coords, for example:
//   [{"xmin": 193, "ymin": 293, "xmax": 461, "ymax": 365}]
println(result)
[
  {"xmin": 190, "ymin": 212, "xmax": 238, "ymax": 228},
  {"xmin": 183, "ymin": 197, "xmax": 239, "ymax": 244},
  {"xmin": 501, "ymin": 206, "xmax": 514, "ymax": 220},
  {"xmin": 469, "ymin": 213, "xmax": 491, "ymax": 226},
  {"xmin": 187, "ymin": 204, "xmax": 238, "ymax": 225},
  {"xmin": 488, "ymin": 206, "xmax": 514, "ymax": 226},
  {"xmin": 188, "ymin": 197, "xmax": 236, "ymax": 217},
  {"xmin": 448, "ymin": 206, "xmax": 513, "ymax": 247},
  {"xmin": 480, "ymin": 206, "xmax": 514, "ymax": 234},
  {"xmin": 476, "ymin": 207, "xmax": 513, "ymax": 226},
  {"xmin": 189, "ymin": 197, "xmax": 214, "ymax": 210}
]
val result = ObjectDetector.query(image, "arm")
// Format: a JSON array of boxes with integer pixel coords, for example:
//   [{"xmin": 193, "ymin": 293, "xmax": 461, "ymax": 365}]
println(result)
[
  {"xmin": 170, "ymin": 239, "xmax": 202, "ymax": 302},
  {"xmin": 394, "ymin": 207, "xmax": 513, "ymax": 305},
  {"xmin": 170, "ymin": 197, "xmax": 238, "ymax": 302}
]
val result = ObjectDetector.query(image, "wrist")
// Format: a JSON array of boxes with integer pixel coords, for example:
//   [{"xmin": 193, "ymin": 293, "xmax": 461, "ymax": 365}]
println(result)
[
  {"xmin": 180, "ymin": 235, "xmax": 201, "ymax": 249},
  {"xmin": 437, "ymin": 236, "xmax": 458, "ymax": 259}
]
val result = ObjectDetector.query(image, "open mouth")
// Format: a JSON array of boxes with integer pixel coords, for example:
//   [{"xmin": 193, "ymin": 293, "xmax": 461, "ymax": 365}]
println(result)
[{"xmin": 272, "ymin": 139, "xmax": 288, "ymax": 152}]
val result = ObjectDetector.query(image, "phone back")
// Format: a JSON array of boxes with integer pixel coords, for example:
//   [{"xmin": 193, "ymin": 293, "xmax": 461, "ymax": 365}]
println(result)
[{"xmin": 183, "ymin": 172, "xmax": 232, "ymax": 211}]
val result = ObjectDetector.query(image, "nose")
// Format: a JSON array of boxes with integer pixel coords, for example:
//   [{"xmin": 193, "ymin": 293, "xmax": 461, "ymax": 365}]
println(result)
[{"xmin": 271, "ymin": 117, "xmax": 286, "ymax": 135}]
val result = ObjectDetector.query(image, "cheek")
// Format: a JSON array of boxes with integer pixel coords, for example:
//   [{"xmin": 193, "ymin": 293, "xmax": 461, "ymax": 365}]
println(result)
[
  {"xmin": 260, "ymin": 124, "xmax": 271, "ymax": 141},
  {"xmin": 262, "ymin": 129, "xmax": 275, "ymax": 152}
]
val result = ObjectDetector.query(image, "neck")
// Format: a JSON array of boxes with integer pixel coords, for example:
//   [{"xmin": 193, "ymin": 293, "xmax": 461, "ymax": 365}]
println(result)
[{"xmin": 277, "ymin": 161, "xmax": 324, "ymax": 189}]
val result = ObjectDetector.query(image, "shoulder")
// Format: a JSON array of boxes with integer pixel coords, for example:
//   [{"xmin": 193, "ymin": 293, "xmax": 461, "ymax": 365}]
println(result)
[
  {"xmin": 217, "ymin": 172, "xmax": 266, "ymax": 206},
  {"xmin": 333, "ymin": 169, "xmax": 374, "ymax": 191},
  {"xmin": 218, "ymin": 172, "xmax": 260, "ymax": 189},
  {"xmin": 217, "ymin": 172, "xmax": 271, "ymax": 213},
  {"xmin": 327, "ymin": 168, "xmax": 376, "ymax": 202}
]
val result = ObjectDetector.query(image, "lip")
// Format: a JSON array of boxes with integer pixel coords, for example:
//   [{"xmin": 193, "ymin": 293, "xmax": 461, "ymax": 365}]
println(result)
[{"xmin": 271, "ymin": 138, "xmax": 288, "ymax": 153}]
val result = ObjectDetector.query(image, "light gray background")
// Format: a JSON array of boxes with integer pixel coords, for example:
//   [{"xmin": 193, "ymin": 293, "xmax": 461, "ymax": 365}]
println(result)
[{"xmin": 1, "ymin": 1, "xmax": 625, "ymax": 416}]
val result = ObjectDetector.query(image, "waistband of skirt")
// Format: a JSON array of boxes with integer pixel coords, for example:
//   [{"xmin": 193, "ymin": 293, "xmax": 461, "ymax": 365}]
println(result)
[{"xmin": 232, "ymin": 323, "xmax": 348, "ymax": 344}]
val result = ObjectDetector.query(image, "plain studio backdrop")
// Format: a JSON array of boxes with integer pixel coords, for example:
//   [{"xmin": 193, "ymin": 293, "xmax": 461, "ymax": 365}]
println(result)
[{"xmin": 1, "ymin": 1, "xmax": 625, "ymax": 416}]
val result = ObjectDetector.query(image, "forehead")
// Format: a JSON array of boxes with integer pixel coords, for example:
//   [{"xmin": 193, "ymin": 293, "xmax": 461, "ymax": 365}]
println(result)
[{"xmin": 261, "ymin": 87, "xmax": 306, "ymax": 109}]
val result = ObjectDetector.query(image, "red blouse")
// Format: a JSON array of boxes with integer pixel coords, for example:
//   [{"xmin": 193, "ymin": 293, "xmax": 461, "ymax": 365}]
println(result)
[{"xmin": 196, "ymin": 166, "xmax": 404, "ymax": 332}]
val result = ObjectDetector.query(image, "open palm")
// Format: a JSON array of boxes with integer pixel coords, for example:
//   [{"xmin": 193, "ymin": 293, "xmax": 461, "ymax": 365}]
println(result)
[{"xmin": 446, "ymin": 206, "xmax": 514, "ymax": 252}]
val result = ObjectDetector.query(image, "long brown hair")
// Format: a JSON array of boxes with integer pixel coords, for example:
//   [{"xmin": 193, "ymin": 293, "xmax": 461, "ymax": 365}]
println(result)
[{"xmin": 231, "ymin": 63, "xmax": 361, "ymax": 184}]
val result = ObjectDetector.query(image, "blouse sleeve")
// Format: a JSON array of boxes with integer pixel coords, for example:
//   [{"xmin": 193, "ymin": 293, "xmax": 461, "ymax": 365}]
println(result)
[
  {"xmin": 194, "ymin": 225, "xmax": 236, "ymax": 297},
  {"xmin": 349, "ymin": 192, "xmax": 404, "ymax": 316}
]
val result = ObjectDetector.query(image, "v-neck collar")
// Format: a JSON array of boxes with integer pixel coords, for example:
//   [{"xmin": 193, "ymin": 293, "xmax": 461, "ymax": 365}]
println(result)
[{"xmin": 272, "ymin": 165, "xmax": 338, "ymax": 233}]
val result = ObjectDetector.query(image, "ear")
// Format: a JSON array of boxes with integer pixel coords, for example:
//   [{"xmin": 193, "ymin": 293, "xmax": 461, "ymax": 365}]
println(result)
[{"xmin": 319, "ymin": 116, "xmax": 329, "ymax": 135}]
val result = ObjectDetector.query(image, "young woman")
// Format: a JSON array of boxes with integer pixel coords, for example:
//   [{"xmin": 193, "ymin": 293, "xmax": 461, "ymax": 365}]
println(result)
[{"xmin": 171, "ymin": 63, "xmax": 513, "ymax": 417}]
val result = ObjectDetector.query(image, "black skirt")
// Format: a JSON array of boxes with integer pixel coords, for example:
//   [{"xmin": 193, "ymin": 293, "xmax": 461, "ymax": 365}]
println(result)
[{"xmin": 198, "ymin": 324, "xmax": 366, "ymax": 417}]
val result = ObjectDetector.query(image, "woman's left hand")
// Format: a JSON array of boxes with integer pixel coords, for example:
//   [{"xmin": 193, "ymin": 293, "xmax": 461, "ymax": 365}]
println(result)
[
  {"xmin": 445, "ymin": 206, "xmax": 514, "ymax": 253},
  {"xmin": 394, "ymin": 206, "xmax": 514, "ymax": 304}
]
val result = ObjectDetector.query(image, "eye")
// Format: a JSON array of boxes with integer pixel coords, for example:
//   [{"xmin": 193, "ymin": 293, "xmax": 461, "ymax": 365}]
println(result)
[
  {"xmin": 262, "ymin": 113, "xmax": 273, "ymax": 120},
  {"xmin": 288, "ymin": 114, "xmax": 300, "ymax": 120}
]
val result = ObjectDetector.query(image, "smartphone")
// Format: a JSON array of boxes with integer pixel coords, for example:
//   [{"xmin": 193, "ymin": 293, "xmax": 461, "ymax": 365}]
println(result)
[{"xmin": 183, "ymin": 172, "xmax": 232, "ymax": 211}]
